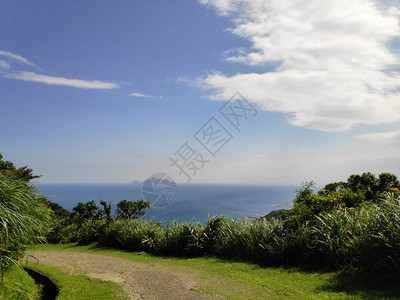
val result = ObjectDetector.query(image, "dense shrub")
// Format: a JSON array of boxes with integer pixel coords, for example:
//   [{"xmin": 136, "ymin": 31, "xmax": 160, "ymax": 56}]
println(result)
[
  {"xmin": 202, "ymin": 216, "xmax": 282, "ymax": 262},
  {"xmin": 0, "ymin": 177, "xmax": 52, "ymax": 281},
  {"xmin": 46, "ymin": 173, "xmax": 400, "ymax": 277},
  {"xmin": 47, "ymin": 193, "xmax": 400, "ymax": 275},
  {"xmin": 293, "ymin": 193, "xmax": 400, "ymax": 272},
  {"xmin": 163, "ymin": 221, "xmax": 204, "ymax": 256},
  {"xmin": 285, "ymin": 173, "xmax": 400, "ymax": 230},
  {"xmin": 101, "ymin": 219, "xmax": 165, "ymax": 253}
]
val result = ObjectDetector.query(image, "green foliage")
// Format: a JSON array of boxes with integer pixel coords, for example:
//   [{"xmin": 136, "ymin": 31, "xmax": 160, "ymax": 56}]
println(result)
[
  {"xmin": 72, "ymin": 200, "xmax": 103, "ymax": 225},
  {"xmin": 36, "ymin": 244, "xmax": 400, "ymax": 300},
  {"xmin": 163, "ymin": 221, "xmax": 204, "ymax": 256},
  {"xmin": 116, "ymin": 199, "xmax": 150, "ymax": 219},
  {"xmin": 0, "ymin": 177, "xmax": 52, "ymax": 281},
  {"xmin": 286, "ymin": 182, "xmax": 340, "ymax": 227},
  {"xmin": 69, "ymin": 199, "xmax": 150, "ymax": 227},
  {"xmin": 0, "ymin": 265, "xmax": 39, "ymax": 300},
  {"xmin": 320, "ymin": 172, "xmax": 400, "ymax": 202},
  {"xmin": 0, "ymin": 154, "xmax": 41, "ymax": 182},
  {"xmin": 48, "ymin": 199, "xmax": 151, "ymax": 244},
  {"xmin": 24, "ymin": 263, "xmax": 127, "ymax": 300},
  {"xmin": 378, "ymin": 172, "xmax": 400, "ymax": 194},
  {"xmin": 46, "ymin": 172, "xmax": 400, "ymax": 280},
  {"xmin": 311, "ymin": 193, "xmax": 400, "ymax": 273},
  {"xmin": 99, "ymin": 200, "xmax": 113, "ymax": 222},
  {"xmin": 0, "ymin": 154, "xmax": 15, "ymax": 173},
  {"xmin": 48, "ymin": 194, "xmax": 400, "ymax": 276},
  {"xmin": 44, "ymin": 199, "xmax": 70, "ymax": 219},
  {"xmin": 287, "ymin": 173, "xmax": 400, "ymax": 227},
  {"xmin": 101, "ymin": 218, "xmax": 164, "ymax": 252}
]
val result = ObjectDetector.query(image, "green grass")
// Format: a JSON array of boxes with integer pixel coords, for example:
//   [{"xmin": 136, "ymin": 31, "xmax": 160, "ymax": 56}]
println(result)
[
  {"xmin": 0, "ymin": 265, "xmax": 39, "ymax": 300},
  {"xmin": 34, "ymin": 243, "xmax": 400, "ymax": 299},
  {"xmin": 21, "ymin": 262, "xmax": 128, "ymax": 300}
]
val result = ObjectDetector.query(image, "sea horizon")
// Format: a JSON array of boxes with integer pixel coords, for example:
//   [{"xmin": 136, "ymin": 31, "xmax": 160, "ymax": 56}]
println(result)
[{"xmin": 36, "ymin": 182, "xmax": 301, "ymax": 225}]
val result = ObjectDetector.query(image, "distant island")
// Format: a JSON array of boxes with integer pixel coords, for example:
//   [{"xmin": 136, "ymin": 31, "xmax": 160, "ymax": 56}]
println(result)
[{"xmin": 132, "ymin": 176, "xmax": 175, "ymax": 186}]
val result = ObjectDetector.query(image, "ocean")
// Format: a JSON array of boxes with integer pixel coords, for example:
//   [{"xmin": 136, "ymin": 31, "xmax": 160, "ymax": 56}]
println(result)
[{"xmin": 36, "ymin": 183, "xmax": 298, "ymax": 225}]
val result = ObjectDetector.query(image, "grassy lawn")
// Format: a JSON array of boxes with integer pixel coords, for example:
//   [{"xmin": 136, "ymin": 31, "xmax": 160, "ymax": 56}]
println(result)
[
  {"xmin": 33, "ymin": 243, "xmax": 400, "ymax": 300},
  {"xmin": 0, "ymin": 265, "xmax": 39, "ymax": 300},
  {"xmin": 20, "ymin": 262, "xmax": 127, "ymax": 300}
]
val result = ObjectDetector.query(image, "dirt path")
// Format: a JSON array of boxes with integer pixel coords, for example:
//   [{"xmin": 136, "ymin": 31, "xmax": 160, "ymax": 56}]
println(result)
[{"xmin": 30, "ymin": 250, "xmax": 226, "ymax": 300}]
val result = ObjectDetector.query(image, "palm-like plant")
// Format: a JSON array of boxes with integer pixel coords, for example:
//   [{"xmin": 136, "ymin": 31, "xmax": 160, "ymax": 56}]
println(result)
[{"xmin": 0, "ymin": 176, "xmax": 51, "ymax": 282}]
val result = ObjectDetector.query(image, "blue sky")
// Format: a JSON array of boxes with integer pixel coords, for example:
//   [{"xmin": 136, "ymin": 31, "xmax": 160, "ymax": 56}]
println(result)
[{"xmin": 1, "ymin": 0, "xmax": 400, "ymax": 184}]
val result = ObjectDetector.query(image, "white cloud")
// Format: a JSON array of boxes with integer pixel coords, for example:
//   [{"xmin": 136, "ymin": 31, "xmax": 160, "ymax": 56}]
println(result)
[
  {"xmin": 129, "ymin": 92, "xmax": 163, "ymax": 98},
  {"xmin": 199, "ymin": 0, "xmax": 400, "ymax": 132},
  {"xmin": 130, "ymin": 92, "xmax": 151, "ymax": 98},
  {"xmin": 0, "ymin": 60, "xmax": 10, "ymax": 69},
  {"xmin": 200, "ymin": 0, "xmax": 238, "ymax": 16},
  {"xmin": 0, "ymin": 50, "xmax": 36, "ymax": 67},
  {"xmin": 5, "ymin": 71, "xmax": 119, "ymax": 89},
  {"xmin": 165, "ymin": 145, "xmax": 400, "ymax": 185},
  {"xmin": 355, "ymin": 129, "xmax": 400, "ymax": 147},
  {"xmin": 0, "ymin": 50, "xmax": 119, "ymax": 90},
  {"xmin": 42, "ymin": 144, "xmax": 399, "ymax": 184}
]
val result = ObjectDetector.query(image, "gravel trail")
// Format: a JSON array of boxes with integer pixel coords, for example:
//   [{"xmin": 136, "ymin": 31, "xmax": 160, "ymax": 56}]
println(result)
[{"xmin": 30, "ymin": 250, "xmax": 227, "ymax": 300}]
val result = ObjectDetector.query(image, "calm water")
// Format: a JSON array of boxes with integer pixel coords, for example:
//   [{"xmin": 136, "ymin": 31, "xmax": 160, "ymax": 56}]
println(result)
[{"xmin": 36, "ymin": 183, "xmax": 298, "ymax": 224}]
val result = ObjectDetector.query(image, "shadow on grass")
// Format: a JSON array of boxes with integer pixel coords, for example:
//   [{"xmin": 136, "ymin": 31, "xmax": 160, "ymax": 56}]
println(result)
[
  {"xmin": 316, "ymin": 270, "xmax": 400, "ymax": 299},
  {"xmin": 83, "ymin": 243, "xmax": 207, "ymax": 261},
  {"xmin": 40, "ymin": 243, "xmax": 400, "ymax": 299}
]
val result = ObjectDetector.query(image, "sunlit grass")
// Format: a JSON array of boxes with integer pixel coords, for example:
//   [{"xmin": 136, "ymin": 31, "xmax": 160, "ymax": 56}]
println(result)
[
  {"xmin": 34, "ymin": 243, "xmax": 400, "ymax": 299},
  {"xmin": 0, "ymin": 265, "xmax": 39, "ymax": 300},
  {"xmin": 22, "ymin": 261, "xmax": 128, "ymax": 300}
]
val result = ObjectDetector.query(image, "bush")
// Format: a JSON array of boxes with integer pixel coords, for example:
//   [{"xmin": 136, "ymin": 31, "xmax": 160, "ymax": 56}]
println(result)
[
  {"xmin": 101, "ymin": 219, "xmax": 164, "ymax": 253},
  {"xmin": 45, "ymin": 173, "xmax": 400, "ymax": 278},
  {"xmin": 163, "ymin": 221, "xmax": 204, "ymax": 256},
  {"xmin": 305, "ymin": 193, "xmax": 400, "ymax": 272},
  {"xmin": 0, "ymin": 177, "xmax": 52, "ymax": 281}
]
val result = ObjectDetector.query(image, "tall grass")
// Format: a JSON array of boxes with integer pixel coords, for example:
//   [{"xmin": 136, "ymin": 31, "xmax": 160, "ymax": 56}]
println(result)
[
  {"xmin": 101, "ymin": 219, "xmax": 165, "ymax": 252},
  {"xmin": 0, "ymin": 265, "xmax": 39, "ymax": 300},
  {"xmin": 163, "ymin": 221, "xmax": 204, "ymax": 256},
  {"xmin": 311, "ymin": 193, "xmax": 400, "ymax": 273},
  {"xmin": 0, "ymin": 177, "xmax": 51, "ymax": 281},
  {"xmin": 51, "ymin": 193, "xmax": 400, "ymax": 275}
]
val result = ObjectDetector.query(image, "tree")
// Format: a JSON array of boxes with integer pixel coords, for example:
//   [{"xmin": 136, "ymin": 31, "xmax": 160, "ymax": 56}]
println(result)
[
  {"xmin": 347, "ymin": 172, "xmax": 375, "ymax": 191},
  {"xmin": 13, "ymin": 166, "xmax": 41, "ymax": 181},
  {"xmin": 72, "ymin": 201, "xmax": 101, "ymax": 225},
  {"xmin": 378, "ymin": 173, "xmax": 400, "ymax": 194},
  {"xmin": 0, "ymin": 154, "xmax": 15, "ymax": 171},
  {"xmin": 321, "ymin": 181, "xmax": 346, "ymax": 193},
  {"xmin": 44, "ymin": 198, "xmax": 71, "ymax": 218},
  {"xmin": 116, "ymin": 199, "xmax": 150, "ymax": 219},
  {"xmin": 287, "ymin": 172, "xmax": 400, "ymax": 228},
  {"xmin": 99, "ymin": 199, "xmax": 113, "ymax": 222},
  {"xmin": 320, "ymin": 172, "xmax": 400, "ymax": 203},
  {"xmin": 0, "ymin": 154, "xmax": 41, "ymax": 181}
]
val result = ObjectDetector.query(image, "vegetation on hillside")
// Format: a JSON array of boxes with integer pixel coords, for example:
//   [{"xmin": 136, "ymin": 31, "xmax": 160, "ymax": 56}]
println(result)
[
  {"xmin": 0, "ymin": 265, "xmax": 39, "ymax": 300},
  {"xmin": 0, "ymin": 177, "xmax": 52, "ymax": 281},
  {"xmin": 23, "ymin": 263, "xmax": 127, "ymax": 300},
  {"xmin": 47, "ymin": 197, "xmax": 150, "ymax": 244},
  {"xmin": 47, "ymin": 172, "xmax": 400, "ymax": 279},
  {"xmin": 2, "ymin": 151, "xmax": 400, "ymax": 296},
  {"xmin": 0, "ymin": 153, "xmax": 41, "ymax": 182},
  {"xmin": 0, "ymin": 154, "xmax": 54, "ymax": 298},
  {"xmin": 36, "ymin": 243, "xmax": 400, "ymax": 300}
]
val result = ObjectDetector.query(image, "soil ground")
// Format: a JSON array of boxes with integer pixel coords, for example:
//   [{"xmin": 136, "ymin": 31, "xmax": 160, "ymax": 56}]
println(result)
[{"xmin": 30, "ymin": 250, "xmax": 227, "ymax": 300}]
